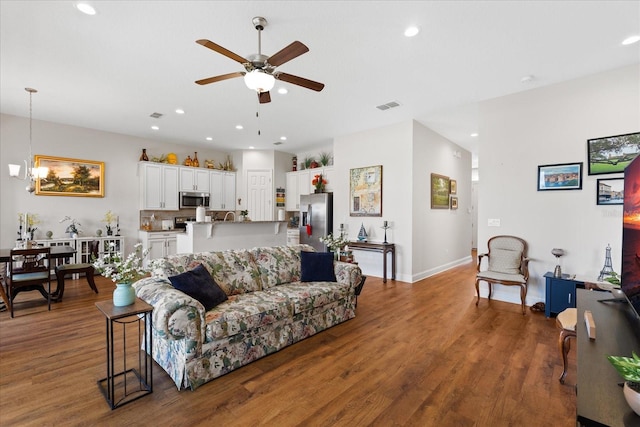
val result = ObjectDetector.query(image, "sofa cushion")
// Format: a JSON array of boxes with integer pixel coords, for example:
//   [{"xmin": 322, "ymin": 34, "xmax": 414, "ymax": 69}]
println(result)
[
  {"xmin": 203, "ymin": 291, "xmax": 292, "ymax": 341},
  {"xmin": 169, "ymin": 264, "xmax": 228, "ymax": 311},
  {"xmin": 251, "ymin": 246, "xmax": 299, "ymax": 289},
  {"xmin": 268, "ymin": 281, "xmax": 351, "ymax": 314},
  {"xmin": 300, "ymin": 251, "xmax": 336, "ymax": 282}
]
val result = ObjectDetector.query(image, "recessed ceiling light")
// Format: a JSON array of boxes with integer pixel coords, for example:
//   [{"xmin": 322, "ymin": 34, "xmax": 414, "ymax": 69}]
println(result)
[
  {"xmin": 520, "ymin": 75, "xmax": 535, "ymax": 83},
  {"xmin": 175, "ymin": 108, "xmax": 185, "ymax": 114},
  {"xmin": 151, "ymin": 125, "xmax": 159, "ymax": 130},
  {"xmin": 404, "ymin": 26, "xmax": 419, "ymax": 37},
  {"xmin": 249, "ymin": 146, "xmax": 255, "ymax": 149},
  {"xmin": 622, "ymin": 35, "xmax": 640, "ymax": 46},
  {"xmin": 75, "ymin": 2, "xmax": 96, "ymax": 15},
  {"xmin": 277, "ymin": 87, "xmax": 288, "ymax": 95},
  {"xmin": 470, "ymin": 133, "xmax": 479, "ymax": 137},
  {"xmin": 206, "ymin": 137, "xmax": 213, "ymax": 141},
  {"xmin": 235, "ymin": 125, "xmax": 243, "ymax": 130},
  {"xmin": 280, "ymin": 136, "xmax": 287, "ymax": 141}
]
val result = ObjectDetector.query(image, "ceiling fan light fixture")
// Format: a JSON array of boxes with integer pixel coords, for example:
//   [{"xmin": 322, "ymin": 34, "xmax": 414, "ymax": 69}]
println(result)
[{"xmin": 244, "ymin": 70, "xmax": 275, "ymax": 93}]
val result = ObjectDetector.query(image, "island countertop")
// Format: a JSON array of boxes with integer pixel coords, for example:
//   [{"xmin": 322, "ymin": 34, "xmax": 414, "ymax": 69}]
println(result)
[{"xmin": 176, "ymin": 221, "xmax": 288, "ymax": 253}]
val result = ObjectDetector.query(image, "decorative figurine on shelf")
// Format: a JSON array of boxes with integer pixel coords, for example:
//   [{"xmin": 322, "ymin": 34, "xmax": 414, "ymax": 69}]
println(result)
[
  {"xmin": 551, "ymin": 248, "xmax": 565, "ymax": 278},
  {"xmin": 382, "ymin": 220, "xmax": 390, "ymax": 244},
  {"xmin": 598, "ymin": 244, "xmax": 616, "ymax": 281},
  {"xmin": 184, "ymin": 155, "xmax": 192, "ymax": 166},
  {"xmin": 357, "ymin": 223, "xmax": 368, "ymax": 242},
  {"xmin": 46, "ymin": 230, "xmax": 53, "ymax": 239},
  {"xmin": 193, "ymin": 152, "xmax": 199, "ymax": 167},
  {"xmin": 292, "ymin": 156, "xmax": 297, "ymax": 171},
  {"xmin": 139, "ymin": 148, "xmax": 149, "ymax": 161}
]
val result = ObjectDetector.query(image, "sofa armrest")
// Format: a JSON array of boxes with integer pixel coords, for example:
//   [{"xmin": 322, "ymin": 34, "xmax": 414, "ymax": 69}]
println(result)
[
  {"xmin": 133, "ymin": 276, "xmax": 206, "ymax": 345},
  {"xmin": 334, "ymin": 261, "xmax": 363, "ymax": 291}
]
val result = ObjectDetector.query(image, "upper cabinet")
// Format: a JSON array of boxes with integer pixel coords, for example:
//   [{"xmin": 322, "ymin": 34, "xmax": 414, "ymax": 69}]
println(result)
[
  {"xmin": 210, "ymin": 171, "xmax": 236, "ymax": 210},
  {"xmin": 179, "ymin": 167, "xmax": 210, "ymax": 193},
  {"xmin": 139, "ymin": 162, "xmax": 179, "ymax": 210},
  {"xmin": 285, "ymin": 167, "xmax": 333, "ymax": 211}
]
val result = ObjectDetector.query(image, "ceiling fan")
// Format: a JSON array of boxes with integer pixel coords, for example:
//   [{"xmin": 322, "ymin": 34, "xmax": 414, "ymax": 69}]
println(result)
[{"xmin": 195, "ymin": 16, "xmax": 325, "ymax": 104}]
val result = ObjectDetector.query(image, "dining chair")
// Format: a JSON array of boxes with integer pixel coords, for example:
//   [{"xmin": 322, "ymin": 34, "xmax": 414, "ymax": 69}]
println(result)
[
  {"xmin": 475, "ymin": 235, "xmax": 530, "ymax": 315},
  {"xmin": 7, "ymin": 247, "xmax": 51, "ymax": 318}
]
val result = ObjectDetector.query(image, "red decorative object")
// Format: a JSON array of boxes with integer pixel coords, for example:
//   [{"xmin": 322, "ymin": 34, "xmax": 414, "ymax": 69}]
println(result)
[{"xmin": 312, "ymin": 174, "xmax": 327, "ymax": 193}]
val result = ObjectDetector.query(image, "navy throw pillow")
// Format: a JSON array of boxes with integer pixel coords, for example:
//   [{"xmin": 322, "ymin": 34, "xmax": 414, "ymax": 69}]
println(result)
[
  {"xmin": 168, "ymin": 264, "xmax": 227, "ymax": 311},
  {"xmin": 300, "ymin": 251, "xmax": 336, "ymax": 282}
]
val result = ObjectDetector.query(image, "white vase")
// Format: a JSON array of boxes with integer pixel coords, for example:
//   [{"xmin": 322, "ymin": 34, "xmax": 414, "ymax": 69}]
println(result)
[
  {"xmin": 624, "ymin": 382, "xmax": 640, "ymax": 416},
  {"xmin": 113, "ymin": 283, "xmax": 135, "ymax": 307}
]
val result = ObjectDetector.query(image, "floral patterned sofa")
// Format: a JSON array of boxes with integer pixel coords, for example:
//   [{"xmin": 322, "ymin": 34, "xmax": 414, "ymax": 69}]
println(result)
[{"xmin": 133, "ymin": 244, "xmax": 363, "ymax": 390}]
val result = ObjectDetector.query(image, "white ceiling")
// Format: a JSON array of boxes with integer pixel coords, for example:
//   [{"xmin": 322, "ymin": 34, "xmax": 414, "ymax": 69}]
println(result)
[{"xmin": 1, "ymin": 1, "xmax": 639, "ymax": 164}]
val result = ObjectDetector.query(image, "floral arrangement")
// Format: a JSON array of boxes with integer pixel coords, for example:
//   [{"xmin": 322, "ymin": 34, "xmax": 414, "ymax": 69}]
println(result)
[
  {"xmin": 93, "ymin": 243, "xmax": 150, "ymax": 284},
  {"xmin": 102, "ymin": 210, "xmax": 117, "ymax": 234},
  {"xmin": 319, "ymin": 233, "xmax": 349, "ymax": 253},
  {"xmin": 18, "ymin": 213, "xmax": 40, "ymax": 240},
  {"xmin": 312, "ymin": 174, "xmax": 327, "ymax": 192},
  {"xmin": 60, "ymin": 216, "xmax": 81, "ymax": 235}
]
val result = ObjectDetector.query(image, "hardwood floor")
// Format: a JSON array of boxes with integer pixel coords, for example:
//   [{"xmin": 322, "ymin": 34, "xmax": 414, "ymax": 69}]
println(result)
[{"xmin": 0, "ymin": 257, "xmax": 576, "ymax": 426}]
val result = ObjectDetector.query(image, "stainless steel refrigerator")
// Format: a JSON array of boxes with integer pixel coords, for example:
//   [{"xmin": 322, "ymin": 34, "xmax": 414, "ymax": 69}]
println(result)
[{"xmin": 299, "ymin": 192, "xmax": 333, "ymax": 252}]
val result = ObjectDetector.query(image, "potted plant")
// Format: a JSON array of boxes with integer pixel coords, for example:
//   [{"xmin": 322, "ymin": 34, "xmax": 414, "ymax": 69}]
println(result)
[
  {"xmin": 239, "ymin": 210, "xmax": 248, "ymax": 222},
  {"xmin": 102, "ymin": 210, "xmax": 117, "ymax": 235},
  {"xmin": 93, "ymin": 243, "xmax": 150, "ymax": 306},
  {"xmin": 60, "ymin": 216, "xmax": 82, "ymax": 238},
  {"xmin": 318, "ymin": 152, "xmax": 332, "ymax": 166},
  {"xmin": 607, "ymin": 352, "xmax": 640, "ymax": 415},
  {"xmin": 319, "ymin": 233, "xmax": 349, "ymax": 259}
]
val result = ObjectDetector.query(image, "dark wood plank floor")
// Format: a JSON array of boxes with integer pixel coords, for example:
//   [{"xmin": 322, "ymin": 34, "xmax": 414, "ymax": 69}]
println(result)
[{"xmin": 0, "ymin": 257, "xmax": 576, "ymax": 426}]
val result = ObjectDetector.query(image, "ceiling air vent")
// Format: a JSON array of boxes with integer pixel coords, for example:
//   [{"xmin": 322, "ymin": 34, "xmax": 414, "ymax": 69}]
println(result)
[
  {"xmin": 376, "ymin": 101, "xmax": 400, "ymax": 111},
  {"xmin": 149, "ymin": 112, "xmax": 163, "ymax": 119},
  {"xmin": 273, "ymin": 141, "xmax": 283, "ymax": 145}
]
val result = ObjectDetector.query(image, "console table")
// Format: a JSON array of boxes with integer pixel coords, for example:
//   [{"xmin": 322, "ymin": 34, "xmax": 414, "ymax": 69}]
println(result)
[
  {"xmin": 96, "ymin": 299, "xmax": 153, "ymax": 409},
  {"xmin": 348, "ymin": 241, "xmax": 395, "ymax": 283},
  {"xmin": 576, "ymin": 289, "xmax": 640, "ymax": 426}
]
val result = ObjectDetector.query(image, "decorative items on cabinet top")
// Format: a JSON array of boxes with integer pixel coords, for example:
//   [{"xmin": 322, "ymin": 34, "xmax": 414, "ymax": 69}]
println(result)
[{"xmin": 140, "ymin": 150, "xmax": 235, "ymax": 171}]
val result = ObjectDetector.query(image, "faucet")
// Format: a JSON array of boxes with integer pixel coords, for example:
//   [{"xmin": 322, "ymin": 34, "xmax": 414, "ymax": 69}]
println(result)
[{"xmin": 223, "ymin": 212, "xmax": 235, "ymax": 222}]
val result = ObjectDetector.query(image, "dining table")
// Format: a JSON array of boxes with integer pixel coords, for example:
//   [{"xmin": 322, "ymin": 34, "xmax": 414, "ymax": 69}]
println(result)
[{"xmin": 0, "ymin": 245, "xmax": 77, "ymax": 309}]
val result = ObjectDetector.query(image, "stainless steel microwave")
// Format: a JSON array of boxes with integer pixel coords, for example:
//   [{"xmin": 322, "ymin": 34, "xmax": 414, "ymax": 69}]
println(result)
[{"xmin": 179, "ymin": 192, "xmax": 210, "ymax": 208}]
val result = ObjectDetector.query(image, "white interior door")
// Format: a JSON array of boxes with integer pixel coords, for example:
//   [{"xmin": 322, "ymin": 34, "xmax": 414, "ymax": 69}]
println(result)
[{"xmin": 247, "ymin": 170, "xmax": 273, "ymax": 221}]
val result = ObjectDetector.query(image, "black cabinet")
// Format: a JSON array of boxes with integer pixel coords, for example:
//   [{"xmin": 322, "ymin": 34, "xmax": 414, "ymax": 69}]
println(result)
[{"xmin": 544, "ymin": 272, "xmax": 584, "ymax": 317}]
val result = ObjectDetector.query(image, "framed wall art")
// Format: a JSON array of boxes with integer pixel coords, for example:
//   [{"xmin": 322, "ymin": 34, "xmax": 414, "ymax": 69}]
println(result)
[
  {"xmin": 35, "ymin": 155, "xmax": 105, "ymax": 197},
  {"xmin": 431, "ymin": 173, "xmax": 450, "ymax": 209},
  {"xmin": 450, "ymin": 179, "xmax": 457, "ymax": 195},
  {"xmin": 349, "ymin": 165, "xmax": 382, "ymax": 216},
  {"xmin": 450, "ymin": 196, "xmax": 459, "ymax": 210},
  {"xmin": 587, "ymin": 131, "xmax": 640, "ymax": 175},
  {"xmin": 537, "ymin": 162, "xmax": 583, "ymax": 191},
  {"xmin": 596, "ymin": 177, "xmax": 624, "ymax": 205}
]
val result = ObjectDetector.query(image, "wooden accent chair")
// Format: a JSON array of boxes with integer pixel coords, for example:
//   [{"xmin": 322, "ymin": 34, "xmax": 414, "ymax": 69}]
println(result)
[
  {"xmin": 556, "ymin": 307, "xmax": 577, "ymax": 384},
  {"xmin": 53, "ymin": 240, "xmax": 99, "ymax": 301},
  {"xmin": 475, "ymin": 235, "xmax": 530, "ymax": 315},
  {"xmin": 6, "ymin": 247, "xmax": 51, "ymax": 318}
]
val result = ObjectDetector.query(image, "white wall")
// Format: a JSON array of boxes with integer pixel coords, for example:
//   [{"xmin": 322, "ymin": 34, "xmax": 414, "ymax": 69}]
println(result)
[
  {"xmin": 477, "ymin": 64, "xmax": 640, "ymax": 306},
  {"xmin": 334, "ymin": 120, "xmax": 472, "ymax": 282},
  {"xmin": 0, "ymin": 114, "xmax": 227, "ymax": 251}
]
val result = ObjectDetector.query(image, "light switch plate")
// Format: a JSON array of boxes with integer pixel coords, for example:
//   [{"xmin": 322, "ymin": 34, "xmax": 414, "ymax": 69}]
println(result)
[{"xmin": 488, "ymin": 218, "xmax": 501, "ymax": 227}]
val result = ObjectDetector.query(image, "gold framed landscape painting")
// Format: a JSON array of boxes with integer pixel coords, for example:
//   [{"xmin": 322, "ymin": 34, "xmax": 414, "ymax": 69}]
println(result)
[
  {"xmin": 431, "ymin": 173, "xmax": 450, "ymax": 209},
  {"xmin": 35, "ymin": 155, "xmax": 104, "ymax": 197}
]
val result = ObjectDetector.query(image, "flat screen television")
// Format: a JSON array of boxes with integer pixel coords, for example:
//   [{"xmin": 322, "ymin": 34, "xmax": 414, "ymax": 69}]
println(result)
[{"xmin": 620, "ymin": 154, "xmax": 640, "ymax": 321}]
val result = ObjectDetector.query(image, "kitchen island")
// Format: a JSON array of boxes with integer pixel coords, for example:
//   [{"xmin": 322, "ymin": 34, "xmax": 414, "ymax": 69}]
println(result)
[{"xmin": 176, "ymin": 221, "xmax": 288, "ymax": 253}]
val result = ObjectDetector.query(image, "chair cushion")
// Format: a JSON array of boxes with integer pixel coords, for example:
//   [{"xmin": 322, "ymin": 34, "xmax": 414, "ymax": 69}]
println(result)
[
  {"xmin": 557, "ymin": 308, "xmax": 577, "ymax": 331},
  {"xmin": 477, "ymin": 270, "xmax": 526, "ymax": 284},
  {"xmin": 488, "ymin": 248, "xmax": 521, "ymax": 275},
  {"xmin": 169, "ymin": 264, "xmax": 228, "ymax": 311},
  {"xmin": 56, "ymin": 263, "xmax": 93, "ymax": 271},
  {"xmin": 300, "ymin": 251, "xmax": 336, "ymax": 282}
]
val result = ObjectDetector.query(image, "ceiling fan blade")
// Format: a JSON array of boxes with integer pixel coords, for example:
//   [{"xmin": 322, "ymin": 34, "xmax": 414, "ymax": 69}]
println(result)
[
  {"xmin": 196, "ymin": 39, "xmax": 249, "ymax": 64},
  {"xmin": 258, "ymin": 91, "xmax": 271, "ymax": 104},
  {"xmin": 276, "ymin": 72, "xmax": 325, "ymax": 92},
  {"xmin": 195, "ymin": 72, "xmax": 245, "ymax": 86},
  {"xmin": 268, "ymin": 41, "xmax": 309, "ymax": 67}
]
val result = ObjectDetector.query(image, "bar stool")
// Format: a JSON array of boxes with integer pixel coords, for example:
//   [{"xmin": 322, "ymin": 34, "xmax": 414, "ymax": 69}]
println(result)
[
  {"xmin": 52, "ymin": 240, "xmax": 99, "ymax": 301},
  {"xmin": 556, "ymin": 307, "xmax": 577, "ymax": 384}
]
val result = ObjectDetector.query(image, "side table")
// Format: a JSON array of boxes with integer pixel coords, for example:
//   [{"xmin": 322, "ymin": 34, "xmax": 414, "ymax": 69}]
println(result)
[
  {"xmin": 544, "ymin": 272, "xmax": 585, "ymax": 317},
  {"xmin": 95, "ymin": 298, "xmax": 153, "ymax": 409}
]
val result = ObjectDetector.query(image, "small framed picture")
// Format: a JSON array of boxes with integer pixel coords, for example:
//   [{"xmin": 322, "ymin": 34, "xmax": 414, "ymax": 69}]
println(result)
[
  {"xmin": 537, "ymin": 162, "xmax": 583, "ymax": 191},
  {"xmin": 597, "ymin": 178, "xmax": 624, "ymax": 205},
  {"xmin": 450, "ymin": 196, "xmax": 458, "ymax": 209},
  {"xmin": 450, "ymin": 179, "xmax": 457, "ymax": 195}
]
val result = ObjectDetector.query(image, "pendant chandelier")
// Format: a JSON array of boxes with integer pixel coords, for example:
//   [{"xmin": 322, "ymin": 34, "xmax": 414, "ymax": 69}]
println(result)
[{"xmin": 8, "ymin": 88, "xmax": 48, "ymax": 193}]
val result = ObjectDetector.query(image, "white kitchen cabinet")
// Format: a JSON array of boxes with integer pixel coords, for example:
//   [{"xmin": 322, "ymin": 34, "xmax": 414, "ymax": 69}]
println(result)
[
  {"xmin": 210, "ymin": 171, "xmax": 236, "ymax": 210},
  {"xmin": 139, "ymin": 230, "xmax": 179, "ymax": 267},
  {"xmin": 285, "ymin": 172, "xmax": 299, "ymax": 211},
  {"xmin": 179, "ymin": 167, "xmax": 210, "ymax": 193},
  {"xmin": 320, "ymin": 166, "xmax": 334, "ymax": 192},
  {"xmin": 139, "ymin": 162, "xmax": 179, "ymax": 210}
]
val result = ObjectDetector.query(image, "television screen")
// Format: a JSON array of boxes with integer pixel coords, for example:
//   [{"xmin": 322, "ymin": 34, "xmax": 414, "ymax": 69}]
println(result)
[{"xmin": 621, "ymin": 155, "xmax": 640, "ymax": 320}]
